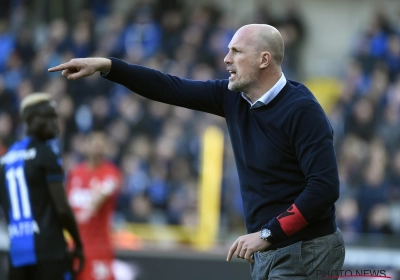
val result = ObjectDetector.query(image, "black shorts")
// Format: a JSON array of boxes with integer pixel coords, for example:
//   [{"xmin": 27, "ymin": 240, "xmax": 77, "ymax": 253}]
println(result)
[{"xmin": 8, "ymin": 259, "xmax": 73, "ymax": 280}]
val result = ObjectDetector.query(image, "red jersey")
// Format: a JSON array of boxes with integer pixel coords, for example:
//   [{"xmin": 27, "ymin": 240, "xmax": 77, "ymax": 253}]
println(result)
[{"xmin": 67, "ymin": 161, "xmax": 121, "ymax": 259}]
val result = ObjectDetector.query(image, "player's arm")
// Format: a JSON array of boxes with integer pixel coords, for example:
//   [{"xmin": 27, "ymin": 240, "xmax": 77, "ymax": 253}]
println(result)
[
  {"xmin": 90, "ymin": 190, "xmax": 108, "ymax": 213},
  {"xmin": 79, "ymin": 175, "xmax": 120, "ymax": 223},
  {"xmin": 48, "ymin": 57, "xmax": 226, "ymax": 117},
  {"xmin": 41, "ymin": 145, "xmax": 84, "ymax": 272},
  {"xmin": 48, "ymin": 181, "xmax": 83, "ymax": 249},
  {"xmin": 263, "ymin": 103, "xmax": 339, "ymax": 243},
  {"xmin": 76, "ymin": 187, "xmax": 108, "ymax": 223}
]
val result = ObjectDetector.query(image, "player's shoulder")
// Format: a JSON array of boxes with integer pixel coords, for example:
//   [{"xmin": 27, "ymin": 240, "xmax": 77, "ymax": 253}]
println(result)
[
  {"xmin": 27, "ymin": 138, "xmax": 55, "ymax": 154},
  {"xmin": 0, "ymin": 138, "xmax": 38, "ymax": 166},
  {"xmin": 28, "ymin": 138, "xmax": 64, "ymax": 168},
  {"xmin": 30, "ymin": 140, "xmax": 59, "ymax": 163},
  {"xmin": 286, "ymin": 80, "xmax": 323, "ymax": 111},
  {"xmin": 216, "ymin": 79, "xmax": 229, "ymax": 90}
]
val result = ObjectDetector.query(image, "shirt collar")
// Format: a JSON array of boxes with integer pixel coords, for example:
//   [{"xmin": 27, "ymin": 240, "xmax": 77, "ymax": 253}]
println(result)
[{"xmin": 241, "ymin": 73, "xmax": 287, "ymax": 109}]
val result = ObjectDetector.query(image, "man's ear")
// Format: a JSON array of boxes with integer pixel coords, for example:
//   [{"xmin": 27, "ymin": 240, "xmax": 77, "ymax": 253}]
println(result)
[{"xmin": 260, "ymin": 52, "xmax": 271, "ymax": 69}]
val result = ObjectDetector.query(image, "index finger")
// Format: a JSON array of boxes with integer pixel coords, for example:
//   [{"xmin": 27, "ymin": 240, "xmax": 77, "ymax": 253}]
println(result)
[
  {"xmin": 48, "ymin": 62, "xmax": 73, "ymax": 72},
  {"xmin": 226, "ymin": 239, "xmax": 238, "ymax": 262}
]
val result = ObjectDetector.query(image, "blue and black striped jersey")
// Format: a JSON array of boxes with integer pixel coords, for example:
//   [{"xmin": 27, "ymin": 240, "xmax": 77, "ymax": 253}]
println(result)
[{"xmin": 0, "ymin": 137, "xmax": 68, "ymax": 267}]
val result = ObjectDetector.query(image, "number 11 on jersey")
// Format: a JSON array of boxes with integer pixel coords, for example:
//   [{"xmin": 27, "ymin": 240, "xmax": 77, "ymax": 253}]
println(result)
[{"xmin": 6, "ymin": 166, "xmax": 32, "ymax": 221}]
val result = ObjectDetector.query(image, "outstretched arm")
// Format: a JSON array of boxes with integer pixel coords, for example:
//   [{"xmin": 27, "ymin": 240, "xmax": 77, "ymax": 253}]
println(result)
[
  {"xmin": 76, "ymin": 176, "xmax": 119, "ymax": 223},
  {"xmin": 50, "ymin": 57, "xmax": 227, "ymax": 117},
  {"xmin": 48, "ymin": 58, "xmax": 112, "ymax": 80}
]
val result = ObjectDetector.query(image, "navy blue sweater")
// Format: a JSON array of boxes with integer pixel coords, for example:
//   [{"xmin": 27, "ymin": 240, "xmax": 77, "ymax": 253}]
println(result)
[{"xmin": 104, "ymin": 58, "xmax": 339, "ymax": 249}]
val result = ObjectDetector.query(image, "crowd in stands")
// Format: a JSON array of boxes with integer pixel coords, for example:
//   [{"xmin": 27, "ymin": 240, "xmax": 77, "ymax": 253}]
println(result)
[
  {"xmin": 0, "ymin": 0, "xmax": 399, "ymax": 245},
  {"xmin": 332, "ymin": 11, "xmax": 400, "ymax": 242}
]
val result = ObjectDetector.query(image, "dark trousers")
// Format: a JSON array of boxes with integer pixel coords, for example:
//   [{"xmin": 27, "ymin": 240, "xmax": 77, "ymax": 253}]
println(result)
[
  {"xmin": 250, "ymin": 228, "xmax": 345, "ymax": 280},
  {"xmin": 8, "ymin": 259, "xmax": 73, "ymax": 280}
]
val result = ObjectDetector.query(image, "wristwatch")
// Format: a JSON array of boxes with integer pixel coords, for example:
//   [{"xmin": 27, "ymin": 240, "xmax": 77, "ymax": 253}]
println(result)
[{"xmin": 260, "ymin": 228, "xmax": 273, "ymax": 243}]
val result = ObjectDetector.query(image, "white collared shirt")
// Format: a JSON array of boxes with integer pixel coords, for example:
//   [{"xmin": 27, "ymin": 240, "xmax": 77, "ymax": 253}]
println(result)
[{"xmin": 241, "ymin": 73, "xmax": 287, "ymax": 109}]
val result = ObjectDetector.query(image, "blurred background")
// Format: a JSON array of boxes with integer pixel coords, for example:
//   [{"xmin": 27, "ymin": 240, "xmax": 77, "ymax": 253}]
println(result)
[{"xmin": 0, "ymin": 0, "xmax": 400, "ymax": 279}]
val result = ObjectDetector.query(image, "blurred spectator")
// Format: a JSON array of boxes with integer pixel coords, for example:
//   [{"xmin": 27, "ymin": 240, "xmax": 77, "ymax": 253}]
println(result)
[
  {"xmin": 14, "ymin": 25, "xmax": 35, "ymax": 64},
  {"xmin": 4, "ymin": 51, "xmax": 25, "ymax": 91},
  {"xmin": 71, "ymin": 20, "xmax": 93, "ymax": 58},
  {"xmin": 0, "ymin": 74, "xmax": 17, "ymax": 114},
  {"xmin": 47, "ymin": 18, "xmax": 70, "ymax": 53},
  {"xmin": 385, "ymin": 34, "xmax": 400, "ymax": 81},
  {"xmin": 390, "ymin": 149, "xmax": 400, "ymax": 188},
  {"xmin": 128, "ymin": 194, "xmax": 153, "ymax": 223},
  {"xmin": 336, "ymin": 197, "xmax": 362, "ymax": 239},
  {"xmin": 84, "ymin": 0, "xmax": 111, "ymax": 19},
  {"xmin": 367, "ymin": 204, "xmax": 393, "ymax": 235},
  {"xmin": 0, "ymin": 112, "xmax": 15, "ymax": 147},
  {"xmin": 336, "ymin": 135, "xmax": 369, "ymax": 190},
  {"xmin": 345, "ymin": 97, "xmax": 377, "ymax": 141},
  {"xmin": 357, "ymin": 159, "xmax": 388, "ymax": 232},
  {"xmin": 122, "ymin": 5, "xmax": 161, "ymax": 62},
  {"xmin": 353, "ymin": 12, "xmax": 393, "ymax": 75},
  {"xmin": 160, "ymin": 9, "xmax": 184, "ymax": 58},
  {"xmin": 95, "ymin": 12, "xmax": 126, "ymax": 57},
  {"xmin": 274, "ymin": 4, "xmax": 306, "ymax": 80},
  {"xmin": 377, "ymin": 105, "xmax": 400, "ymax": 154},
  {"xmin": 90, "ymin": 94, "xmax": 111, "ymax": 128},
  {"xmin": 0, "ymin": 19, "xmax": 14, "ymax": 73}
]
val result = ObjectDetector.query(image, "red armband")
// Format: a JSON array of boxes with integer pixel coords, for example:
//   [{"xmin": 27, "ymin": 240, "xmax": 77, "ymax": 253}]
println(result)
[{"xmin": 277, "ymin": 204, "xmax": 308, "ymax": 236}]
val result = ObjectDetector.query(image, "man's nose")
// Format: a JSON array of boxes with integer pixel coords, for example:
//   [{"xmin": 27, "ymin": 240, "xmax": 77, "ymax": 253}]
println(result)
[{"xmin": 224, "ymin": 52, "xmax": 232, "ymax": 65}]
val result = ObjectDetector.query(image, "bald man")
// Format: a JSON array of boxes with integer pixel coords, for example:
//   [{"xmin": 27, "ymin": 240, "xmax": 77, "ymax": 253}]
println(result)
[{"xmin": 49, "ymin": 24, "xmax": 345, "ymax": 279}]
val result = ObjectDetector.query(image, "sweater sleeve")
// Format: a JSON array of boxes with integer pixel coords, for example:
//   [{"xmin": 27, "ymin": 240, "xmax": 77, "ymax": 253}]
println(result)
[
  {"xmin": 102, "ymin": 57, "xmax": 226, "ymax": 117},
  {"xmin": 263, "ymin": 103, "xmax": 340, "ymax": 243}
]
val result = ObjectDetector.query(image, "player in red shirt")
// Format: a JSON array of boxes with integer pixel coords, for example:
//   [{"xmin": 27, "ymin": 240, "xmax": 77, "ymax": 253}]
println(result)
[{"xmin": 67, "ymin": 131, "xmax": 122, "ymax": 280}]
